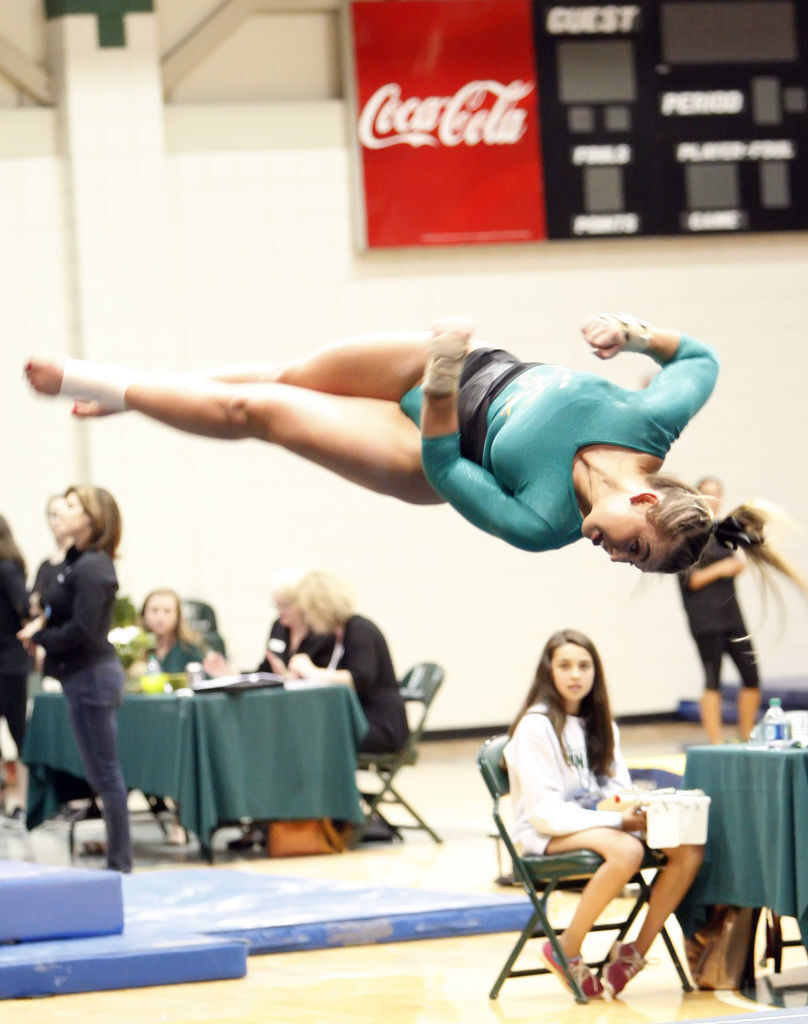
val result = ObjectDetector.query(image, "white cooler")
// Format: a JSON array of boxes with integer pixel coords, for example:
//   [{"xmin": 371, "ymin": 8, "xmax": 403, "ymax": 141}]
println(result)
[{"xmin": 644, "ymin": 788, "xmax": 711, "ymax": 849}]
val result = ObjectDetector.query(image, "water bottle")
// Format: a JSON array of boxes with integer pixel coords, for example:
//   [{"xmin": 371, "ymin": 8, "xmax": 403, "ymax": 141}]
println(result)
[
  {"xmin": 186, "ymin": 662, "xmax": 204, "ymax": 689},
  {"xmin": 762, "ymin": 697, "xmax": 790, "ymax": 744},
  {"xmin": 141, "ymin": 653, "xmax": 169, "ymax": 693}
]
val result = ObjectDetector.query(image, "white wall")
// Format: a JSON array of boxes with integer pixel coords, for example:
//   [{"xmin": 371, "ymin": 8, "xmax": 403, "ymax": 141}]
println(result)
[{"xmin": 4, "ymin": 96, "xmax": 807, "ymax": 730}]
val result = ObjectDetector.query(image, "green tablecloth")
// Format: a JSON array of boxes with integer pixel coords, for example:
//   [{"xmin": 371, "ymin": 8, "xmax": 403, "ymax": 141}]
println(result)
[
  {"xmin": 676, "ymin": 745, "xmax": 808, "ymax": 949},
  {"xmin": 23, "ymin": 686, "xmax": 368, "ymax": 859}
]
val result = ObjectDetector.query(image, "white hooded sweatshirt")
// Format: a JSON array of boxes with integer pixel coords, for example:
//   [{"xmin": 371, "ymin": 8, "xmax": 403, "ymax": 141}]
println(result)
[{"xmin": 504, "ymin": 705, "xmax": 632, "ymax": 855}]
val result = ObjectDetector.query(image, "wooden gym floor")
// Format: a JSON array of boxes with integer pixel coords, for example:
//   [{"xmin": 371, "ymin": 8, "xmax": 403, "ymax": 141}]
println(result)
[{"xmin": 1, "ymin": 720, "xmax": 804, "ymax": 1023}]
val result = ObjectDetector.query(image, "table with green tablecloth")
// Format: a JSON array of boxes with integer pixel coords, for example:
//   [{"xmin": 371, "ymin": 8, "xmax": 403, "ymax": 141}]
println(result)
[
  {"xmin": 676, "ymin": 744, "xmax": 808, "ymax": 952},
  {"xmin": 23, "ymin": 685, "xmax": 368, "ymax": 860}
]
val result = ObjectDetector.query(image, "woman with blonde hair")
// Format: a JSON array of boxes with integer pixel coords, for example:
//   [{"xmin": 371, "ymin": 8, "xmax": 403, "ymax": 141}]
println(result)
[
  {"xmin": 203, "ymin": 567, "xmax": 336, "ymax": 681},
  {"xmin": 205, "ymin": 567, "xmax": 340, "ymax": 852},
  {"xmin": 288, "ymin": 571, "xmax": 408, "ymax": 755},
  {"xmin": 25, "ymin": 315, "xmax": 806, "ymax": 592},
  {"xmin": 256, "ymin": 567, "xmax": 335, "ymax": 675},
  {"xmin": 18, "ymin": 486, "xmax": 132, "ymax": 873},
  {"xmin": 22, "ymin": 314, "xmax": 727, "ymax": 570}
]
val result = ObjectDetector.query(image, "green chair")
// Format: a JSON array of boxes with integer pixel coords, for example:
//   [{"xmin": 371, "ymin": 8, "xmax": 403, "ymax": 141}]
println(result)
[
  {"xmin": 353, "ymin": 662, "xmax": 445, "ymax": 845},
  {"xmin": 181, "ymin": 598, "xmax": 227, "ymax": 655},
  {"xmin": 477, "ymin": 734, "xmax": 692, "ymax": 1003}
]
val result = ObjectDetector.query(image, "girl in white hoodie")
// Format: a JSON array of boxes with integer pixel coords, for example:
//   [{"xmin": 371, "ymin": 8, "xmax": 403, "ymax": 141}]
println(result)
[{"xmin": 504, "ymin": 628, "xmax": 704, "ymax": 999}]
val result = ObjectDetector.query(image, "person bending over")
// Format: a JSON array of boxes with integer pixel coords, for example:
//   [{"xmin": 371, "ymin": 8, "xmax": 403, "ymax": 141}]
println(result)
[{"xmin": 504, "ymin": 628, "xmax": 704, "ymax": 999}]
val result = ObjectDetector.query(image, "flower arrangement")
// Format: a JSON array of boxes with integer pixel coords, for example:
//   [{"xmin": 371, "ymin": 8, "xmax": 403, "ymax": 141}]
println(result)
[
  {"xmin": 108, "ymin": 596, "xmax": 189, "ymax": 693},
  {"xmin": 108, "ymin": 624, "xmax": 156, "ymax": 675}
]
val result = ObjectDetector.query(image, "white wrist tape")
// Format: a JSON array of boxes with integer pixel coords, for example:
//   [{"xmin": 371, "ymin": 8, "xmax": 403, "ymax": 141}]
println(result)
[
  {"xmin": 60, "ymin": 358, "xmax": 134, "ymax": 412},
  {"xmin": 602, "ymin": 312, "xmax": 652, "ymax": 353}
]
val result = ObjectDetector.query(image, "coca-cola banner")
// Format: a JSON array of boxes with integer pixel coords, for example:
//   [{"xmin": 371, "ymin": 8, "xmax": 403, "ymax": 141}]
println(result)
[{"xmin": 349, "ymin": 0, "xmax": 546, "ymax": 248}]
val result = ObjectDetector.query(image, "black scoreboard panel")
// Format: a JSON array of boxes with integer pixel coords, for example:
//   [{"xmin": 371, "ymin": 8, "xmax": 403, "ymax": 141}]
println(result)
[{"xmin": 532, "ymin": 1, "xmax": 808, "ymax": 238}]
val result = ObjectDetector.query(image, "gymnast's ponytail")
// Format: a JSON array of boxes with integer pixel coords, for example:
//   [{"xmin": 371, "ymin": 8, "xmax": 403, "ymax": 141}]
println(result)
[
  {"xmin": 647, "ymin": 476, "xmax": 808, "ymax": 601},
  {"xmin": 711, "ymin": 502, "xmax": 808, "ymax": 602}
]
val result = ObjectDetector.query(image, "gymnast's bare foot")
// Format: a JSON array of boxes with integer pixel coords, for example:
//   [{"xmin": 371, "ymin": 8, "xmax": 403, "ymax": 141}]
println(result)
[
  {"xmin": 24, "ymin": 357, "xmax": 63, "ymax": 396},
  {"xmin": 25, "ymin": 357, "xmax": 120, "ymax": 416}
]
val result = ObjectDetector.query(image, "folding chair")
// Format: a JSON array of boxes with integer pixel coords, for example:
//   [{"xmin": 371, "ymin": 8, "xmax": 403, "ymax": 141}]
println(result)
[
  {"xmin": 353, "ymin": 662, "xmax": 445, "ymax": 845},
  {"xmin": 181, "ymin": 598, "xmax": 227, "ymax": 655},
  {"xmin": 477, "ymin": 734, "xmax": 692, "ymax": 1003},
  {"xmin": 763, "ymin": 910, "xmax": 806, "ymax": 973},
  {"xmin": 68, "ymin": 791, "xmax": 170, "ymax": 860}
]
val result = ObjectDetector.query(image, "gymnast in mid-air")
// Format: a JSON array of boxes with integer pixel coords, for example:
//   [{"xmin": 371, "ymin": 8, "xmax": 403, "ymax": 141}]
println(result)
[{"xmin": 23, "ymin": 312, "xmax": 798, "ymax": 581}]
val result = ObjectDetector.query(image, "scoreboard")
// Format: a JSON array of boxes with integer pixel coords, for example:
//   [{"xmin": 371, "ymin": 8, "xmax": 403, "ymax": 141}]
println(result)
[
  {"xmin": 349, "ymin": 0, "xmax": 808, "ymax": 247},
  {"xmin": 535, "ymin": 1, "xmax": 808, "ymax": 238}
]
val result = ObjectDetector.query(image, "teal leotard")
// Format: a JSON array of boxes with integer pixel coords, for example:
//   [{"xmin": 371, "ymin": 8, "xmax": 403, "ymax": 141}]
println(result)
[{"xmin": 400, "ymin": 335, "xmax": 719, "ymax": 552}]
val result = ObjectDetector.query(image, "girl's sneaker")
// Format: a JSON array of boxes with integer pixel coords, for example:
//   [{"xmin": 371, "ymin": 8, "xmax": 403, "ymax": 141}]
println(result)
[
  {"xmin": 539, "ymin": 939, "xmax": 605, "ymax": 999},
  {"xmin": 603, "ymin": 941, "xmax": 647, "ymax": 995}
]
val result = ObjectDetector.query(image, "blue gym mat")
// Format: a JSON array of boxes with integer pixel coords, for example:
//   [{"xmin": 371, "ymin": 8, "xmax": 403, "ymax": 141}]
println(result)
[
  {"xmin": 0, "ymin": 859, "xmax": 123, "ymax": 943},
  {"xmin": 0, "ymin": 928, "xmax": 247, "ymax": 1000},
  {"xmin": 1, "ymin": 864, "xmax": 532, "ymax": 998},
  {"xmin": 122, "ymin": 868, "xmax": 534, "ymax": 954}
]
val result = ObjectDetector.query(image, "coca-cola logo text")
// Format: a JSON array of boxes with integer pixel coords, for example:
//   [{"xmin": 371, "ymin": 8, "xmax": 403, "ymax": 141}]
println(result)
[{"xmin": 357, "ymin": 79, "xmax": 534, "ymax": 150}]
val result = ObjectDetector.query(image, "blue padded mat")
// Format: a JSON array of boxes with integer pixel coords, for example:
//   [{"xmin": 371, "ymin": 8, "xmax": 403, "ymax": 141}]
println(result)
[
  {"xmin": 678, "ymin": 680, "xmax": 808, "ymax": 723},
  {"xmin": 123, "ymin": 869, "xmax": 533, "ymax": 954},
  {"xmin": 0, "ymin": 927, "xmax": 247, "ymax": 999},
  {"xmin": 0, "ymin": 860, "xmax": 123, "ymax": 943},
  {"xmin": 1, "ymin": 866, "xmax": 530, "ymax": 998}
]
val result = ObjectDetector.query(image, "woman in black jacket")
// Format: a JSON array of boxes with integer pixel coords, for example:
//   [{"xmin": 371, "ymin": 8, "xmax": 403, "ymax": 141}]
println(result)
[
  {"xmin": 18, "ymin": 486, "xmax": 132, "ymax": 872},
  {"xmin": 289, "ymin": 571, "xmax": 409, "ymax": 755},
  {"xmin": 0, "ymin": 515, "xmax": 32, "ymax": 813}
]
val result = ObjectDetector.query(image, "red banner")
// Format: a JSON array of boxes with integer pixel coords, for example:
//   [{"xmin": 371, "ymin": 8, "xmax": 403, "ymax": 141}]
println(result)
[{"xmin": 350, "ymin": 0, "xmax": 546, "ymax": 248}]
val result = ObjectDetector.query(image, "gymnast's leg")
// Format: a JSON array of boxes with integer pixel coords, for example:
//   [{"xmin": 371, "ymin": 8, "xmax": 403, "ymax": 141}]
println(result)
[
  {"xmin": 25, "ymin": 318, "xmax": 476, "ymax": 501},
  {"xmin": 204, "ymin": 319, "xmax": 472, "ymax": 419},
  {"xmin": 197, "ymin": 330, "xmax": 433, "ymax": 400},
  {"xmin": 24, "ymin": 351, "xmax": 441, "ymax": 503}
]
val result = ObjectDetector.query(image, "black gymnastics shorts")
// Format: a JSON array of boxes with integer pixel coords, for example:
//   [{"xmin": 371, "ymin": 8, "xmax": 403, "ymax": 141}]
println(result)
[{"xmin": 457, "ymin": 348, "xmax": 540, "ymax": 465}]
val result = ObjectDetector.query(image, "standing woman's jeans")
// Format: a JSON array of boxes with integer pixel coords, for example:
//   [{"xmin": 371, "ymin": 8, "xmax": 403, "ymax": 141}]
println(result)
[{"xmin": 61, "ymin": 656, "xmax": 132, "ymax": 873}]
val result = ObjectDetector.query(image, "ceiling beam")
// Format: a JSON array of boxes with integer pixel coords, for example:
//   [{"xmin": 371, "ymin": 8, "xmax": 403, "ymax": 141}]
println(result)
[
  {"xmin": 0, "ymin": 32, "xmax": 53, "ymax": 105},
  {"xmin": 161, "ymin": 0, "xmax": 339, "ymax": 96},
  {"xmin": 162, "ymin": 0, "xmax": 253, "ymax": 96},
  {"xmin": 254, "ymin": 0, "xmax": 338, "ymax": 10}
]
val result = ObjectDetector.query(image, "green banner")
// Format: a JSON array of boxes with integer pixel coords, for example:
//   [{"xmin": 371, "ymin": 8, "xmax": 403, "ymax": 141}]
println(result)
[{"xmin": 45, "ymin": 0, "xmax": 154, "ymax": 48}]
